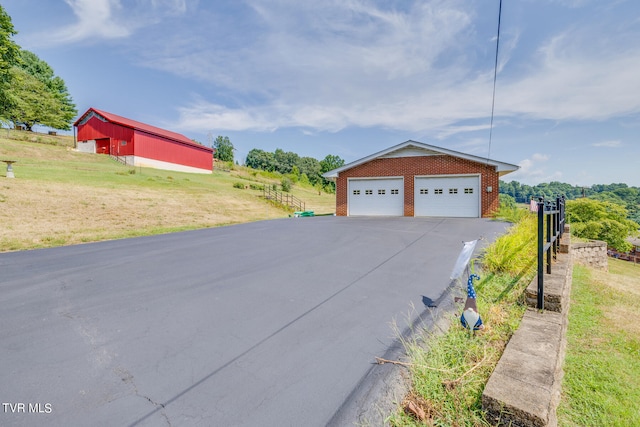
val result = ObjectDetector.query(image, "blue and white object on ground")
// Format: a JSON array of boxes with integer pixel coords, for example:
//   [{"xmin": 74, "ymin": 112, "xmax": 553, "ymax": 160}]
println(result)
[{"xmin": 460, "ymin": 274, "xmax": 484, "ymax": 331}]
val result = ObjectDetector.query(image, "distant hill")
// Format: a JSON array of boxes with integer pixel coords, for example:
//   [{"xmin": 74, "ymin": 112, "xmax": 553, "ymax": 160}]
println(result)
[{"xmin": 500, "ymin": 179, "xmax": 640, "ymax": 224}]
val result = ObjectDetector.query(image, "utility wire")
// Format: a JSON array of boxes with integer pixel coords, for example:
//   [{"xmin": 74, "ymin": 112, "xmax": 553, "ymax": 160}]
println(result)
[{"xmin": 487, "ymin": 0, "xmax": 503, "ymax": 162}]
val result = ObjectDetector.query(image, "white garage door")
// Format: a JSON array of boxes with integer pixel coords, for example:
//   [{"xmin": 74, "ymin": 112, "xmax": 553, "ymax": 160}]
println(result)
[
  {"xmin": 348, "ymin": 178, "xmax": 404, "ymax": 216},
  {"xmin": 414, "ymin": 176, "xmax": 480, "ymax": 217}
]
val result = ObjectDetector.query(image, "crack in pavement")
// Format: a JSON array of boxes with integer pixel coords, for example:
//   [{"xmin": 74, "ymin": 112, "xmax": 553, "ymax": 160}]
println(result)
[{"xmin": 128, "ymin": 219, "xmax": 447, "ymax": 426}]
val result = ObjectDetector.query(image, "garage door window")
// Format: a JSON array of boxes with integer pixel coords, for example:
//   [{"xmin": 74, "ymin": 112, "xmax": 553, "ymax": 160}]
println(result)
[
  {"xmin": 419, "ymin": 188, "xmax": 428, "ymax": 194},
  {"xmin": 435, "ymin": 189, "xmax": 443, "ymax": 194},
  {"xmin": 353, "ymin": 189, "xmax": 361, "ymax": 195},
  {"xmin": 464, "ymin": 188, "xmax": 474, "ymax": 194},
  {"xmin": 391, "ymin": 189, "xmax": 399, "ymax": 194},
  {"xmin": 378, "ymin": 189, "xmax": 386, "ymax": 195},
  {"xmin": 449, "ymin": 188, "xmax": 458, "ymax": 194},
  {"xmin": 365, "ymin": 189, "xmax": 373, "ymax": 195}
]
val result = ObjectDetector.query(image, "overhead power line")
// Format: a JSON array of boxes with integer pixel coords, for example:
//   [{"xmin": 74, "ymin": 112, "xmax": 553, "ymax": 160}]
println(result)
[{"xmin": 487, "ymin": 0, "xmax": 503, "ymax": 163}]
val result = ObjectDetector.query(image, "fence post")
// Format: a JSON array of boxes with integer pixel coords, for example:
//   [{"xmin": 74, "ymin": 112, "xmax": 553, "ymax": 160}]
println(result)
[
  {"xmin": 537, "ymin": 198, "xmax": 545, "ymax": 310},
  {"xmin": 546, "ymin": 200, "xmax": 552, "ymax": 274}
]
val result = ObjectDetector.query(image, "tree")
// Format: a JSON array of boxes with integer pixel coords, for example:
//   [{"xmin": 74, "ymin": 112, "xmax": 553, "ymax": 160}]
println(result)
[
  {"xmin": 319, "ymin": 154, "xmax": 345, "ymax": 174},
  {"xmin": 214, "ymin": 135, "xmax": 234, "ymax": 162},
  {"xmin": 274, "ymin": 148, "xmax": 299, "ymax": 174},
  {"xmin": 246, "ymin": 148, "xmax": 276, "ymax": 171},
  {"xmin": 566, "ymin": 199, "xmax": 638, "ymax": 252},
  {"xmin": 4, "ymin": 68, "xmax": 62, "ymax": 130},
  {"xmin": 5, "ymin": 50, "xmax": 77, "ymax": 130},
  {"xmin": 319, "ymin": 154, "xmax": 344, "ymax": 193},
  {"xmin": 297, "ymin": 156, "xmax": 321, "ymax": 185},
  {"xmin": 0, "ymin": 5, "xmax": 20, "ymax": 124}
]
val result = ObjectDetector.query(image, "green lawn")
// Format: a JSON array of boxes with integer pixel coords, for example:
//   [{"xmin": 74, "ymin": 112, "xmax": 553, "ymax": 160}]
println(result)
[{"xmin": 558, "ymin": 260, "xmax": 640, "ymax": 426}]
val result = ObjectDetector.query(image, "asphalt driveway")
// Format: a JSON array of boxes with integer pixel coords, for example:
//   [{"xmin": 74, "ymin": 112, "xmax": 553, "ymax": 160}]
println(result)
[{"xmin": 0, "ymin": 216, "xmax": 509, "ymax": 426}]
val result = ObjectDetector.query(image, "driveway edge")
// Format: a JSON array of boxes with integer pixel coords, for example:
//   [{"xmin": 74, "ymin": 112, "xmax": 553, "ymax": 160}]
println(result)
[{"xmin": 327, "ymin": 279, "xmax": 466, "ymax": 426}]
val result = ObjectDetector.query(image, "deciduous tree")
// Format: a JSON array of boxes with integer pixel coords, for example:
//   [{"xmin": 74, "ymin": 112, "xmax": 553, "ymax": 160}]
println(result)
[
  {"xmin": 0, "ymin": 5, "xmax": 20, "ymax": 124},
  {"xmin": 213, "ymin": 135, "xmax": 234, "ymax": 162},
  {"xmin": 319, "ymin": 154, "xmax": 344, "ymax": 193},
  {"xmin": 567, "ymin": 198, "xmax": 638, "ymax": 252},
  {"xmin": 4, "ymin": 49, "xmax": 77, "ymax": 130}
]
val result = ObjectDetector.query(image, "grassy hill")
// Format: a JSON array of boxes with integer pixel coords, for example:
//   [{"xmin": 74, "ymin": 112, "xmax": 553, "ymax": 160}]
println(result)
[{"xmin": 0, "ymin": 130, "xmax": 336, "ymax": 252}]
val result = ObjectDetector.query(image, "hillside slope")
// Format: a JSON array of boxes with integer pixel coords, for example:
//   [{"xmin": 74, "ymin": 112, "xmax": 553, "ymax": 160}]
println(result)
[{"xmin": 0, "ymin": 131, "xmax": 335, "ymax": 252}]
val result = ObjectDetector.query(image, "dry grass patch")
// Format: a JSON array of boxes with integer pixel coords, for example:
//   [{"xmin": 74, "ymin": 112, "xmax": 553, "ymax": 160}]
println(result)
[
  {"xmin": 591, "ymin": 264, "xmax": 640, "ymax": 297},
  {"xmin": 590, "ymin": 262, "xmax": 640, "ymax": 336},
  {"xmin": 0, "ymin": 179, "xmax": 287, "ymax": 251},
  {"xmin": 1, "ymin": 134, "xmax": 337, "ymax": 251}
]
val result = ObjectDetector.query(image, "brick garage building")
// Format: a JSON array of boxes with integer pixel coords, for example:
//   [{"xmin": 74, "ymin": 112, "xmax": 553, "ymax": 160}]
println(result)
[{"xmin": 322, "ymin": 141, "xmax": 519, "ymax": 217}]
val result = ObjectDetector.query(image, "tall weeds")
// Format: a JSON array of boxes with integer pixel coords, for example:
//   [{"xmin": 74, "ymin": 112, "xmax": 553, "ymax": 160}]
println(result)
[
  {"xmin": 482, "ymin": 213, "xmax": 536, "ymax": 275},
  {"xmin": 389, "ymin": 210, "xmax": 538, "ymax": 426}
]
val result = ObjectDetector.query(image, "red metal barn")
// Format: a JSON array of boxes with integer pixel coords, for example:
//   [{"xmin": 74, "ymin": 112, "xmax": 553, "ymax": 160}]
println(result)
[{"xmin": 74, "ymin": 108, "xmax": 213, "ymax": 174}]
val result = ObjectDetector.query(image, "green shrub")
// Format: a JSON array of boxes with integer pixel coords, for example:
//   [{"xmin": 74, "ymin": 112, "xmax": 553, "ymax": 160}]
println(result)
[
  {"xmin": 233, "ymin": 182, "xmax": 245, "ymax": 189},
  {"xmin": 281, "ymin": 177, "xmax": 292, "ymax": 192},
  {"xmin": 499, "ymin": 193, "xmax": 516, "ymax": 210},
  {"xmin": 567, "ymin": 198, "xmax": 638, "ymax": 251},
  {"xmin": 299, "ymin": 173, "xmax": 310, "ymax": 186}
]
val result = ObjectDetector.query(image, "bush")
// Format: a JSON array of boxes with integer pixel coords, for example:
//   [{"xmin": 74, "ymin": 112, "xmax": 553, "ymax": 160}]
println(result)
[
  {"xmin": 499, "ymin": 193, "xmax": 516, "ymax": 210},
  {"xmin": 567, "ymin": 199, "xmax": 638, "ymax": 251},
  {"xmin": 281, "ymin": 177, "xmax": 292, "ymax": 192},
  {"xmin": 233, "ymin": 182, "xmax": 245, "ymax": 189}
]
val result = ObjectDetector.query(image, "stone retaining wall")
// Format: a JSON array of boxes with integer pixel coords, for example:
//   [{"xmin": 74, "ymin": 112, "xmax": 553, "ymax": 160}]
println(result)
[{"xmin": 571, "ymin": 240, "xmax": 608, "ymax": 271}]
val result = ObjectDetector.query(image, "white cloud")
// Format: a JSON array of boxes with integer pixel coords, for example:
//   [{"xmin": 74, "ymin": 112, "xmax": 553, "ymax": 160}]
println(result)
[
  {"xmin": 175, "ymin": 101, "xmax": 279, "ymax": 132},
  {"xmin": 46, "ymin": 0, "xmax": 131, "ymax": 44},
  {"xmin": 498, "ymin": 29, "xmax": 640, "ymax": 122},
  {"xmin": 505, "ymin": 153, "xmax": 564, "ymax": 184},
  {"xmin": 150, "ymin": 0, "xmax": 188, "ymax": 15},
  {"xmin": 531, "ymin": 153, "xmax": 550, "ymax": 162},
  {"xmin": 164, "ymin": 1, "xmax": 640, "ymax": 135},
  {"xmin": 592, "ymin": 140, "xmax": 622, "ymax": 147},
  {"xmin": 26, "ymin": 0, "xmax": 191, "ymax": 46},
  {"xmin": 28, "ymin": 0, "xmax": 635, "ymax": 136}
]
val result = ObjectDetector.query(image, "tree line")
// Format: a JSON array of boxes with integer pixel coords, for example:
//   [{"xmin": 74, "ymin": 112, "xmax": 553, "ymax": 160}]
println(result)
[
  {"xmin": 500, "ymin": 180, "xmax": 640, "ymax": 224},
  {"xmin": 210, "ymin": 135, "xmax": 345, "ymax": 193},
  {"xmin": 245, "ymin": 148, "xmax": 344, "ymax": 192},
  {"xmin": 0, "ymin": 6, "xmax": 77, "ymax": 131}
]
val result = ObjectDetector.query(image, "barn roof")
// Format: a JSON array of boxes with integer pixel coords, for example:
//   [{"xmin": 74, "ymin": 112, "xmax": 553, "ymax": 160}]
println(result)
[
  {"xmin": 74, "ymin": 108, "xmax": 212, "ymax": 152},
  {"xmin": 322, "ymin": 140, "xmax": 519, "ymax": 179}
]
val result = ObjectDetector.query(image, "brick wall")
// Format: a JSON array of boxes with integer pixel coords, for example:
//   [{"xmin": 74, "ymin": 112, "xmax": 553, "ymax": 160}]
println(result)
[{"xmin": 335, "ymin": 155, "xmax": 499, "ymax": 217}]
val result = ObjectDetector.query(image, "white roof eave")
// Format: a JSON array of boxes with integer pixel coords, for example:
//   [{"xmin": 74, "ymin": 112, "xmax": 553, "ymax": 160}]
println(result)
[{"xmin": 322, "ymin": 140, "xmax": 519, "ymax": 178}]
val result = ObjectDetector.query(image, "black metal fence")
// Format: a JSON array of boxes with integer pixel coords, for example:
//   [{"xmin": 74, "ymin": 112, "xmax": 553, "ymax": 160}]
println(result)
[{"xmin": 536, "ymin": 196, "xmax": 566, "ymax": 310}]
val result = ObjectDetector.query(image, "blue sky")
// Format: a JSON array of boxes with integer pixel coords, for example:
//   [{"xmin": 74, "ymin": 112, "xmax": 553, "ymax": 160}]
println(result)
[{"xmin": 3, "ymin": 0, "xmax": 639, "ymax": 186}]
